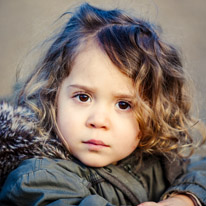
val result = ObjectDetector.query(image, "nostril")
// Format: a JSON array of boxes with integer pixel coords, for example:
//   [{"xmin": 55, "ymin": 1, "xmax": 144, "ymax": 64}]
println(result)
[
  {"xmin": 90, "ymin": 123, "xmax": 96, "ymax": 128},
  {"xmin": 88, "ymin": 122, "xmax": 108, "ymax": 129}
]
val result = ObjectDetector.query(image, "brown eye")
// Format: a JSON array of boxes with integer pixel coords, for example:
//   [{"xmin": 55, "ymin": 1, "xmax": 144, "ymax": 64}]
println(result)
[
  {"xmin": 75, "ymin": 94, "xmax": 91, "ymax": 102},
  {"xmin": 117, "ymin": 101, "xmax": 131, "ymax": 110}
]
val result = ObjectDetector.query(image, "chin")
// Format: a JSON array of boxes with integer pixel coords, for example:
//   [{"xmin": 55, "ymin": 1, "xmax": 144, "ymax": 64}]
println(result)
[{"xmin": 81, "ymin": 159, "xmax": 110, "ymax": 168}]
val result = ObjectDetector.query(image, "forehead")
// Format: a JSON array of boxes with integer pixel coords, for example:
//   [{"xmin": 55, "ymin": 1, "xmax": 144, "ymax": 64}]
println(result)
[{"xmin": 65, "ymin": 40, "xmax": 136, "ymax": 95}]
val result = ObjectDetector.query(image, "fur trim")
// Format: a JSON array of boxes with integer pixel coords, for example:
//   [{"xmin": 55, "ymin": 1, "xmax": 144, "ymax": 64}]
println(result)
[{"xmin": 0, "ymin": 102, "xmax": 69, "ymax": 188}]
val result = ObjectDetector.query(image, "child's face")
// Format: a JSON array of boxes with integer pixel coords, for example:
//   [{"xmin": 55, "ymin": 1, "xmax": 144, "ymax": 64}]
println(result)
[{"xmin": 57, "ymin": 42, "xmax": 140, "ymax": 167}]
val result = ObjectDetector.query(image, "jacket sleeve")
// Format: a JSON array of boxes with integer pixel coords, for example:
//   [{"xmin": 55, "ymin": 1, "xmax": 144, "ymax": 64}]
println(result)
[
  {"xmin": 0, "ymin": 159, "xmax": 113, "ymax": 206},
  {"xmin": 162, "ymin": 156, "xmax": 206, "ymax": 205}
]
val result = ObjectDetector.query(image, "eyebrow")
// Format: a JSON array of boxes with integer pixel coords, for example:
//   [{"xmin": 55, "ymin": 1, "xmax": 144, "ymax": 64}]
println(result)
[
  {"xmin": 68, "ymin": 84, "xmax": 135, "ymax": 99},
  {"xmin": 68, "ymin": 84, "xmax": 95, "ymax": 92}
]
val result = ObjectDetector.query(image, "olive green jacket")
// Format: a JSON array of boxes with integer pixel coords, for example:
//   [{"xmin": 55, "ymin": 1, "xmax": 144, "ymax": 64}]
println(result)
[
  {"xmin": 0, "ymin": 102, "xmax": 206, "ymax": 205},
  {"xmin": 0, "ymin": 156, "xmax": 189, "ymax": 205}
]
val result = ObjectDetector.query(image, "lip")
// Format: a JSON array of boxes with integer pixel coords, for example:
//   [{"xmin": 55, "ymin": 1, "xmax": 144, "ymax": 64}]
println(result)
[
  {"xmin": 82, "ymin": 139, "xmax": 109, "ymax": 151},
  {"xmin": 82, "ymin": 139, "xmax": 109, "ymax": 147}
]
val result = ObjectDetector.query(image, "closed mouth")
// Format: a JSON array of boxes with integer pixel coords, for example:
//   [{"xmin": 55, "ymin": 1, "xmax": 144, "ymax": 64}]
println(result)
[{"xmin": 82, "ymin": 139, "xmax": 109, "ymax": 147}]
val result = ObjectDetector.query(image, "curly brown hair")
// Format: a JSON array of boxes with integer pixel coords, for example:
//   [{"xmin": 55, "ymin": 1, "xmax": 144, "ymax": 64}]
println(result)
[{"xmin": 17, "ymin": 3, "xmax": 205, "ymax": 158}]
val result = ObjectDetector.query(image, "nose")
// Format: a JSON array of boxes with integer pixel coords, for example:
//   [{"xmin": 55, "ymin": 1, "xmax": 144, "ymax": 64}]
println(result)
[{"xmin": 86, "ymin": 105, "xmax": 110, "ymax": 130}]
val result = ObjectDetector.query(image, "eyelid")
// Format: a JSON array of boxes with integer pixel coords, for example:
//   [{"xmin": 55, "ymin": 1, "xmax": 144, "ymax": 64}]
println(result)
[
  {"xmin": 116, "ymin": 100, "xmax": 134, "ymax": 111},
  {"xmin": 72, "ymin": 90, "xmax": 92, "ymax": 100},
  {"xmin": 72, "ymin": 90, "xmax": 92, "ymax": 97},
  {"xmin": 72, "ymin": 94, "xmax": 91, "ymax": 105},
  {"xmin": 118, "ymin": 99, "xmax": 133, "ymax": 106}
]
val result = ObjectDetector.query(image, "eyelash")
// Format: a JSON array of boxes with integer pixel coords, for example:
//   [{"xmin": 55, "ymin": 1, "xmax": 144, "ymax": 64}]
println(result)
[
  {"xmin": 73, "ymin": 93, "xmax": 91, "ymax": 103},
  {"xmin": 72, "ymin": 92, "xmax": 132, "ymax": 111},
  {"xmin": 116, "ymin": 101, "xmax": 132, "ymax": 111}
]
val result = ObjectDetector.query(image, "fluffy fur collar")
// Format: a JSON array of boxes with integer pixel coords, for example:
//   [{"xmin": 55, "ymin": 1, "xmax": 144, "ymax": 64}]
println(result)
[{"xmin": 0, "ymin": 102, "xmax": 69, "ymax": 188}]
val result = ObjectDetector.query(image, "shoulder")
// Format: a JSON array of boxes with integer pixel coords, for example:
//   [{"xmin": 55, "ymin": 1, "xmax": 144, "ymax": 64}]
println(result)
[
  {"xmin": 0, "ymin": 158, "xmax": 91, "ymax": 202},
  {"xmin": 163, "ymin": 156, "xmax": 206, "ymax": 205},
  {"xmin": 0, "ymin": 101, "xmax": 71, "ymax": 187},
  {"xmin": 0, "ymin": 101, "xmax": 44, "ymax": 185},
  {"xmin": 4, "ymin": 157, "xmax": 91, "ymax": 185}
]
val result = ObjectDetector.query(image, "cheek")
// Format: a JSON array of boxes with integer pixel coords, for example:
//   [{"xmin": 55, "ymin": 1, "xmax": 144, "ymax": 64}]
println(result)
[
  {"xmin": 131, "ymin": 114, "xmax": 141, "ymax": 139},
  {"xmin": 56, "ymin": 111, "xmax": 79, "ymax": 153},
  {"xmin": 115, "ymin": 117, "xmax": 140, "ymax": 144},
  {"xmin": 57, "ymin": 106, "xmax": 86, "ymax": 140},
  {"xmin": 125, "ymin": 117, "xmax": 140, "ymax": 147},
  {"xmin": 57, "ymin": 111, "xmax": 74, "ymax": 134},
  {"xmin": 124, "ymin": 115, "xmax": 140, "ymax": 139}
]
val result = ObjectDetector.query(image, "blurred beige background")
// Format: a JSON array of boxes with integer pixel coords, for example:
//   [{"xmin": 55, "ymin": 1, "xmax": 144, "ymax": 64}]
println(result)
[{"xmin": 0, "ymin": 0, "xmax": 205, "ymax": 123}]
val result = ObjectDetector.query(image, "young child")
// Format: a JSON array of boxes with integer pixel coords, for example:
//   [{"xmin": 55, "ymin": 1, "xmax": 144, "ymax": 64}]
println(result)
[{"xmin": 0, "ymin": 3, "xmax": 206, "ymax": 206}]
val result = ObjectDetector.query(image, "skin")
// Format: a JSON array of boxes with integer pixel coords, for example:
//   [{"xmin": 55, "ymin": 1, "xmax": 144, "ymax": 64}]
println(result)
[
  {"xmin": 56, "ymin": 41, "xmax": 194, "ymax": 205},
  {"xmin": 57, "ymin": 41, "xmax": 140, "ymax": 167}
]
